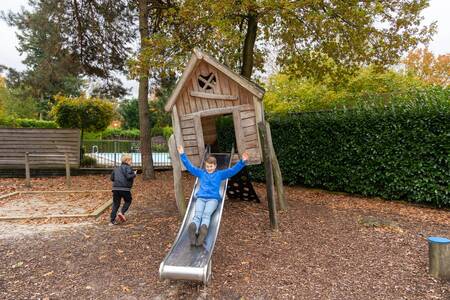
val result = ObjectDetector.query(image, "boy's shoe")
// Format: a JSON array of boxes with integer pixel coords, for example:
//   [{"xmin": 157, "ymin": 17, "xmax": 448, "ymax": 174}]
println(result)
[
  {"xmin": 117, "ymin": 212, "xmax": 126, "ymax": 222},
  {"xmin": 188, "ymin": 222, "xmax": 197, "ymax": 246},
  {"xmin": 196, "ymin": 225, "xmax": 208, "ymax": 246},
  {"xmin": 109, "ymin": 220, "xmax": 118, "ymax": 226}
]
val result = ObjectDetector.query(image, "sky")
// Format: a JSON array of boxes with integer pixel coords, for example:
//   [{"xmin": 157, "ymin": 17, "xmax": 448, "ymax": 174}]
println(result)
[{"xmin": 1, "ymin": 0, "xmax": 449, "ymax": 97}]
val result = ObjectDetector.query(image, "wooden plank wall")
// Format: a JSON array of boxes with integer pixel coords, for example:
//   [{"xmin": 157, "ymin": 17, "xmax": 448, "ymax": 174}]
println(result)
[
  {"xmin": 239, "ymin": 105, "xmax": 261, "ymax": 164},
  {"xmin": 176, "ymin": 61, "xmax": 253, "ymax": 116},
  {"xmin": 0, "ymin": 128, "xmax": 81, "ymax": 169},
  {"xmin": 174, "ymin": 61, "xmax": 263, "ymax": 165},
  {"xmin": 179, "ymin": 115, "xmax": 200, "ymax": 166}
]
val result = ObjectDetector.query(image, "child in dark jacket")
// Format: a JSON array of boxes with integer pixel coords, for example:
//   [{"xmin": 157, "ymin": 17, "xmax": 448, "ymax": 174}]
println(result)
[
  {"xmin": 177, "ymin": 145, "xmax": 248, "ymax": 246},
  {"xmin": 109, "ymin": 154, "xmax": 136, "ymax": 225}
]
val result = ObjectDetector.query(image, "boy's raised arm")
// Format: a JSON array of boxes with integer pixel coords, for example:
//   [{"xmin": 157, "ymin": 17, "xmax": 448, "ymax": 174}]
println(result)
[
  {"xmin": 219, "ymin": 151, "xmax": 249, "ymax": 179},
  {"xmin": 178, "ymin": 145, "xmax": 202, "ymax": 177}
]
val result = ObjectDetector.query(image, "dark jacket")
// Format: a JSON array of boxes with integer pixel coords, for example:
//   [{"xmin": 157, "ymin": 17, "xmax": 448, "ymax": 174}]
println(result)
[{"xmin": 110, "ymin": 163, "xmax": 136, "ymax": 191}]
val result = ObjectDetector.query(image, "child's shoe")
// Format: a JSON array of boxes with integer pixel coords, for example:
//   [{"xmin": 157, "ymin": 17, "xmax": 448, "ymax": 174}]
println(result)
[
  {"xmin": 188, "ymin": 222, "xmax": 197, "ymax": 246},
  {"xmin": 109, "ymin": 220, "xmax": 118, "ymax": 226},
  {"xmin": 117, "ymin": 212, "xmax": 126, "ymax": 222},
  {"xmin": 196, "ymin": 224, "xmax": 208, "ymax": 246}
]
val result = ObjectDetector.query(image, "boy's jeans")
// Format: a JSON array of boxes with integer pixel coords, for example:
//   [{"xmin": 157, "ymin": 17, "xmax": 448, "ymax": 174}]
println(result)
[{"xmin": 192, "ymin": 198, "xmax": 218, "ymax": 230}]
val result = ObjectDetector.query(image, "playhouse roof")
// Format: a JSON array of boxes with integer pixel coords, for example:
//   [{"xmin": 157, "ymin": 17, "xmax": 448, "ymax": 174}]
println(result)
[{"xmin": 164, "ymin": 49, "xmax": 265, "ymax": 112}]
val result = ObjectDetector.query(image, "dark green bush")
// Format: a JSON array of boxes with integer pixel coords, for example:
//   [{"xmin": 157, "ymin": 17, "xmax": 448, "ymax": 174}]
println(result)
[
  {"xmin": 84, "ymin": 126, "xmax": 173, "ymax": 141},
  {"xmin": 80, "ymin": 155, "xmax": 97, "ymax": 167},
  {"xmin": 219, "ymin": 87, "xmax": 450, "ymax": 207},
  {"xmin": 16, "ymin": 118, "xmax": 58, "ymax": 128},
  {"xmin": 151, "ymin": 127, "xmax": 164, "ymax": 137},
  {"xmin": 0, "ymin": 117, "xmax": 58, "ymax": 128}
]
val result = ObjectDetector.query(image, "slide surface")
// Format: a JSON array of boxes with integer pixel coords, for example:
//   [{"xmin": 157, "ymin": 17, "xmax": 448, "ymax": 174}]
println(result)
[{"xmin": 159, "ymin": 150, "xmax": 232, "ymax": 284}]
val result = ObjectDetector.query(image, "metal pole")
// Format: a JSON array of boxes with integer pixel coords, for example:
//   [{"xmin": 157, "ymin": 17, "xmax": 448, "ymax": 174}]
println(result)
[{"xmin": 114, "ymin": 141, "xmax": 117, "ymax": 167}]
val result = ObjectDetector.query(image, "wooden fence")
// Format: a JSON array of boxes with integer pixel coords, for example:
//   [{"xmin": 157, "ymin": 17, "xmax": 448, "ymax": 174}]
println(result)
[{"xmin": 0, "ymin": 128, "xmax": 81, "ymax": 169}]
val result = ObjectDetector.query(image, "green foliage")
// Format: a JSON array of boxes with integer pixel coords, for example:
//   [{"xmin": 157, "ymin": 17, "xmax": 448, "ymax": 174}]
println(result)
[
  {"xmin": 0, "ymin": 117, "xmax": 14, "ymax": 128},
  {"xmin": 142, "ymin": 0, "xmax": 435, "ymax": 82},
  {"xmin": 80, "ymin": 155, "xmax": 97, "ymax": 167},
  {"xmin": 84, "ymin": 128, "xmax": 141, "ymax": 140},
  {"xmin": 0, "ymin": 117, "xmax": 58, "ymax": 128},
  {"xmin": 216, "ymin": 115, "xmax": 236, "ymax": 152},
  {"xmin": 83, "ymin": 126, "xmax": 173, "ymax": 141},
  {"xmin": 3, "ymin": 0, "xmax": 132, "ymax": 100},
  {"xmin": 118, "ymin": 96, "xmax": 172, "ymax": 131},
  {"xmin": 264, "ymin": 68, "xmax": 427, "ymax": 113},
  {"xmin": 118, "ymin": 99, "xmax": 139, "ymax": 130},
  {"xmin": 0, "ymin": 80, "xmax": 39, "ymax": 118},
  {"xmin": 51, "ymin": 95, "xmax": 114, "ymax": 133},
  {"xmin": 162, "ymin": 126, "xmax": 173, "ymax": 140},
  {"xmin": 222, "ymin": 87, "xmax": 450, "ymax": 207},
  {"xmin": 15, "ymin": 118, "xmax": 58, "ymax": 128},
  {"xmin": 151, "ymin": 127, "xmax": 164, "ymax": 137}
]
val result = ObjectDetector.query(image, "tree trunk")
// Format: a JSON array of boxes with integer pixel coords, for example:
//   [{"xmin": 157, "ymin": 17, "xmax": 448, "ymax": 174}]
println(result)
[
  {"xmin": 138, "ymin": 0, "xmax": 155, "ymax": 179},
  {"xmin": 240, "ymin": 12, "xmax": 258, "ymax": 79}
]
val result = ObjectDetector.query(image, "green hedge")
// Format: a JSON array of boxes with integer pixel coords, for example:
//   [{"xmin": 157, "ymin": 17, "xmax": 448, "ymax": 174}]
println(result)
[
  {"xmin": 218, "ymin": 87, "xmax": 450, "ymax": 207},
  {"xmin": 83, "ymin": 126, "xmax": 173, "ymax": 140},
  {"xmin": 0, "ymin": 117, "xmax": 58, "ymax": 128}
]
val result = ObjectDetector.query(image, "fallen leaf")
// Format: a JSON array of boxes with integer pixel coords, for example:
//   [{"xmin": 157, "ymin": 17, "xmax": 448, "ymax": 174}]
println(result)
[
  {"xmin": 43, "ymin": 271, "xmax": 54, "ymax": 277},
  {"xmin": 12, "ymin": 261, "xmax": 23, "ymax": 268},
  {"xmin": 121, "ymin": 285, "xmax": 131, "ymax": 293}
]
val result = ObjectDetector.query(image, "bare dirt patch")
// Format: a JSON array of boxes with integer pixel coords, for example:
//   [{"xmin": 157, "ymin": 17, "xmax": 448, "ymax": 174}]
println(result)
[
  {"xmin": 0, "ymin": 191, "xmax": 110, "ymax": 218},
  {"xmin": 0, "ymin": 173, "xmax": 449, "ymax": 299}
]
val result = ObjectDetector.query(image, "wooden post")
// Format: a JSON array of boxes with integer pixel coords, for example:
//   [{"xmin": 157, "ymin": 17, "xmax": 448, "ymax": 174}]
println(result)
[
  {"xmin": 265, "ymin": 122, "xmax": 287, "ymax": 211},
  {"xmin": 65, "ymin": 153, "xmax": 71, "ymax": 188},
  {"xmin": 258, "ymin": 122, "xmax": 278, "ymax": 230},
  {"xmin": 428, "ymin": 237, "xmax": 450, "ymax": 280},
  {"xmin": 168, "ymin": 135, "xmax": 186, "ymax": 217},
  {"xmin": 24, "ymin": 152, "xmax": 31, "ymax": 188}
]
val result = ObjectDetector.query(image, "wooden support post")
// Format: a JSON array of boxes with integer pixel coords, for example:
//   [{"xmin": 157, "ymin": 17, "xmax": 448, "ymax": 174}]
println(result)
[
  {"xmin": 258, "ymin": 122, "xmax": 278, "ymax": 230},
  {"xmin": 168, "ymin": 135, "xmax": 186, "ymax": 217},
  {"xmin": 24, "ymin": 152, "xmax": 31, "ymax": 188},
  {"xmin": 265, "ymin": 122, "xmax": 287, "ymax": 211},
  {"xmin": 65, "ymin": 153, "xmax": 71, "ymax": 188},
  {"xmin": 428, "ymin": 237, "xmax": 450, "ymax": 280}
]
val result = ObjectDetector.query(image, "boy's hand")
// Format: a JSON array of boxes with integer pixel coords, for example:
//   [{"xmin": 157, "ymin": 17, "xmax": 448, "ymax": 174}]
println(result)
[
  {"xmin": 177, "ymin": 145, "xmax": 184, "ymax": 154},
  {"xmin": 242, "ymin": 151, "xmax": 249, "ymax": 162}
]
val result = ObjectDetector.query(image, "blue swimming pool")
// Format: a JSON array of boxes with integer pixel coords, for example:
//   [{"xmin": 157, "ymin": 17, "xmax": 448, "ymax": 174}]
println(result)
[{"xmin": 86, "ymin": 152, "xmax": 171, "ymax": 168}]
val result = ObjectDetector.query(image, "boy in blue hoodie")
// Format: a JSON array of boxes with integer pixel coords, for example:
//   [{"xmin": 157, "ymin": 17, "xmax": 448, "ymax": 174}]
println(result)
[{"xmin": 178, "ymin": 145, "xmax": 248, "ymax": 246}]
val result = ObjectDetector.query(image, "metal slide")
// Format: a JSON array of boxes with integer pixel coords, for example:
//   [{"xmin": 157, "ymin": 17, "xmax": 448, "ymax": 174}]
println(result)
[{"xmin": 159, "ymin": 146, "xmax": 233, "ymax": 284}]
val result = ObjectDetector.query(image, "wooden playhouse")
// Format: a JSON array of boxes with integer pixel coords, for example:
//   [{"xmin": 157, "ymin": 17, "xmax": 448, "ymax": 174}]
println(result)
[
  {"xmin": 165, "ymin": 49, "xmax": 285, "ymax": 228},
  {"xmin": 164, "ymin": 48, "xmax": 265, "ymax": 166}
]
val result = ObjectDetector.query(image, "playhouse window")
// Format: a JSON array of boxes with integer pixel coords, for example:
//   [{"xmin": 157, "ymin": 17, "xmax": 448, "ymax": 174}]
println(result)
[{"xmin": 198, "ymin": 73, "xmax": 216, "ymax": 91}]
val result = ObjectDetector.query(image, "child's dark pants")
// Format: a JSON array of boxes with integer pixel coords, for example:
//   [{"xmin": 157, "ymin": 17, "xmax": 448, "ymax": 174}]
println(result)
[{"xmin": 111, "ymin": 190, "xmax": 132, "ymax": 222}]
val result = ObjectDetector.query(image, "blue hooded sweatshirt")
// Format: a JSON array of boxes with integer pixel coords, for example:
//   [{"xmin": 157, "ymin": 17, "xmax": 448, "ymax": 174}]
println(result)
[{"xmin": 180, "ymin": 153, "xmax": 246, "ymax": 201}]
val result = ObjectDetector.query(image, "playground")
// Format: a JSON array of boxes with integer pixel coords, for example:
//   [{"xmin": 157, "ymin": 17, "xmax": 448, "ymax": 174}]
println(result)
[{"xmin": 0, "ymin": 173, "xmax": 449, "ymax": 299}]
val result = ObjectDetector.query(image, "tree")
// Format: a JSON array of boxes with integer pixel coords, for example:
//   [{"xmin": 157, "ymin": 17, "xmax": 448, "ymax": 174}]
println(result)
[
  {"xmin": 403, "ymin": 48, "xmax": 449, "ymax": 86},
  {"xmin": 169, "ymin": 0, "xmax": 436, "ymax": 81},
  {"xmin": 2, "ymin": 1, "xmax": 85, "ymax": 117},
  {"xmin": 51, "ymin": 94, "xmax": 114, "ymax": 140},
  {"xmin": 131, "ymin": 0, "xmax": 178, "ymax": 179},
  {"xmin": 263, "ymin": 66, "xmax": 427, "ymax": 113},
  {"xmin": 118, "ymin": 99, "xmax": 140, "ymax": 130},
  {"xmin": 2, "ymin": 0, "xmax": 134, "ymax": 107},
  {"xmin": 0, "ymin": 72, "xmax": 39, "ymax": 118}
]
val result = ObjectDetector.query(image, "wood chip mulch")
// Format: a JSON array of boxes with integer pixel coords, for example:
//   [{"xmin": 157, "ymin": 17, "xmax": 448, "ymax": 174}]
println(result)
[{"xmin": 0, "ymin": 172, "xmax": 449, "ymax": 299}]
